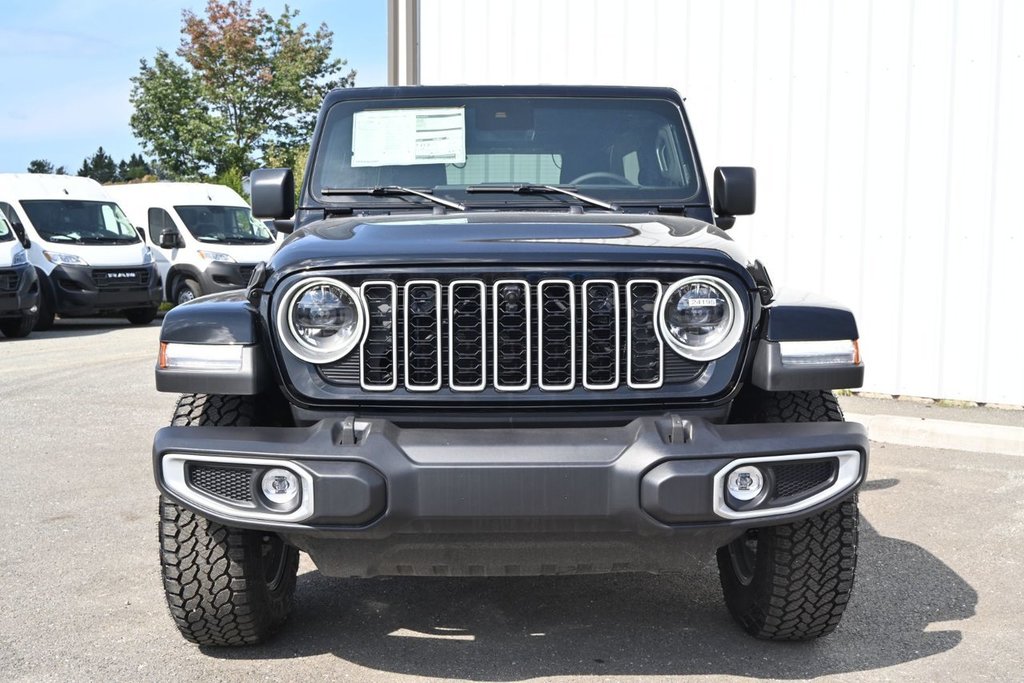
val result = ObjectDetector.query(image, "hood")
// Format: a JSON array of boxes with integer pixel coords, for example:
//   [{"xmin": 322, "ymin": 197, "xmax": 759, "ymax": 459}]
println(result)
[
  {"xmin": 268, "ymin": 212, "xmax": 755, "ymax": 282},
  {"xmin": 28, "ymin": 240, "xmax": 152, "ymax": 268}
]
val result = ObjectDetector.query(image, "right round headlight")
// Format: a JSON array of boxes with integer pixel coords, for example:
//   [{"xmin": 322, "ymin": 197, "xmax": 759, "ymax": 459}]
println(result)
[
  {"xmin": 659, "ymin": 275, "xmax": 745, "ymax": 361},
  {"xmin": 276, "ymin": 277, "xmax": 364, "ymax": 363}
]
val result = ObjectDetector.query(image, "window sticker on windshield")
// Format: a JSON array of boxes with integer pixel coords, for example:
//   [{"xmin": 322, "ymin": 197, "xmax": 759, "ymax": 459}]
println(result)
[{"xmin": 351, "ymin": 107, "xmax": 466, "ymax": 167}]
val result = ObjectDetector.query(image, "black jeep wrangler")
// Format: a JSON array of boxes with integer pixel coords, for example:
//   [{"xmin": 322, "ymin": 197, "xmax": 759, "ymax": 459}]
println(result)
[{"xmin": 153, "ymin": 85, "xmax": 867, "ymax": 646}]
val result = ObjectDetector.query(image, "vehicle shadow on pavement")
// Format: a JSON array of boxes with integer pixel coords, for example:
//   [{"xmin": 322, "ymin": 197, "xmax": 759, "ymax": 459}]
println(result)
[
  {"xmin": 205, "ymin": 490, "xmax": 976, "ymax": 680},
  {"xmin": 0, "ymin": 317, "xmax": 162, "ymax": 342}
]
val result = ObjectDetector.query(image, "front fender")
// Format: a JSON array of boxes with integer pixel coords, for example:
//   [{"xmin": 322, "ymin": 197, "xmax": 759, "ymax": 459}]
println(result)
[{"xmin": 156, "ymin": 291, "xmax": 271, "ymax": 394}]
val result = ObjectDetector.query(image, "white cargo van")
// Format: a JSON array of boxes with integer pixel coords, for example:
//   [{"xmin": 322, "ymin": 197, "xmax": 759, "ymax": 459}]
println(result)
[
  {"xmin": 107, "ymin": 183, "xmax": 277, "ymax": 305},
  {"xmin": 0, "ymin": 212, "xmax": 39, "ymax": 338},
  {"xmin": 0, "ymin": 174, "xmax": 160, "ymax": 330}
]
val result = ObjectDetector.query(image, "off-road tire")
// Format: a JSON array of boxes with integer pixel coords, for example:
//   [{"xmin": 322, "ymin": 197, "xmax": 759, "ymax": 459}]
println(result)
[
  {"xmin": 174, "ymin": 278, "xmax": 202, "ymax": 306},
  {"xmin": 0, "ymin": 310, "xmax": 37, "ymax": 338},
  {"xmin": 718, "ymin": 389, "xmax": 858, "ymax": 640},
  {"xmin": 124, "ymin": 306, "xmax": 159, "ymax": 325},
  {"xmin": 160, "ymin": 394, "xmax": 299, "ymax": 646}
]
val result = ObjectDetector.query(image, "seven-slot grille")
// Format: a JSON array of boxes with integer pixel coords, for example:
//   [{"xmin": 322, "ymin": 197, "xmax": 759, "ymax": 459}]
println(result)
[
  {"xmin": 92, "ymin": 268, "xmax": 150, "ymax": 289},
  {"xmin": 0, "ymin": 270, "xmax": 18, "ymax": 292},
  {"xmin": 322, "ymin": 277, "xmax": 708, "ymax": 393}
]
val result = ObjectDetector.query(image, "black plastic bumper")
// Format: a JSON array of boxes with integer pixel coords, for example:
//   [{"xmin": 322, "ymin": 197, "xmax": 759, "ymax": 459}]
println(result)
[
  {"xmin": 0, "ymin": 264, "xmax": 38, "ymax": 317},
  {"xmin": 47, "ymin": 263, "xmax": 161, "ymax": 314},
  {"xmin": 153, "ymin": 414, "xmax": 868, "ymax": 577},
  {"xmin": 196, "ymin": 261, "xmax": 257, "ymax": 296}
]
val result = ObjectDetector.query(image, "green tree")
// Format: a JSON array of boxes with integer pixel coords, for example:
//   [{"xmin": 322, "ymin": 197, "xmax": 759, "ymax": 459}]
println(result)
[
  {"xmin": 27, "ymin": 159, "xmax": 54, "ymax": 174},
  {"xmin": 77, "ymin": 147, "xmax": 118, "ymax": 184},
  {"xmin": 130, "ymin": 0, "xmax": 354, "ymax": 178},
  {"xmin": 118, "ymin": 153, "xmax": 154, "ymax": 182}
]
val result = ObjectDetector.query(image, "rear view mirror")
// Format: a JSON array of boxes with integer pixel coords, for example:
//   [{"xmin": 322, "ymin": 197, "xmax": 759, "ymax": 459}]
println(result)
[
  {"xmin": 713, "ymin": 167, "xmax": 756, "ymax": 229},
  {"xmin": 251, "ymin": 168, "xmax": 295, "ymax": 222}
]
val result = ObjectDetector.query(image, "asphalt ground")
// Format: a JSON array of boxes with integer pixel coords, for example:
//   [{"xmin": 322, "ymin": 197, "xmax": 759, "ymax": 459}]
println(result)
[{"xmin": 1, "ymin": 318, "xmax": 1022, "ymax": 682}]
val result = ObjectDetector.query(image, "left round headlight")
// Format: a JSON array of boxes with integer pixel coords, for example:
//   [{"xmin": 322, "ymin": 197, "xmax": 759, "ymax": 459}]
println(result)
[
  {"xmin": 659, "ymin": 275, "xmax": 745, "ymax": 361},
  {"xmin": 276, "ymin": 277, "xmax": 364, "ymax": 363}
]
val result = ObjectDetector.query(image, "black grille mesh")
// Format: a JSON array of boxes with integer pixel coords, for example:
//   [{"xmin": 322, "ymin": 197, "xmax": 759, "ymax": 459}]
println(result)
[
  {"xmin": 628, "ymin": 282, "xmax": 662, "ymax": 386},
  {"xmin": 539, "ymin": 282, "xmax": 573, "ymax": 388},
  {"xmin": 0, "ymin": 270, "xmax": 18, "ymax": 292},
  {"xmin": 92, "ymin": 268, "xmax": 150, "ymax": 289},
  {"xmin": 584, "ymin": 282, "xmax": 618, "ymax": 387},
  {"xmin": 362, "ymin": 284, "xmax": 396, "ymax": 388},
  {"xmin": 494, "ymin": 282, "xmax": 530, "ymax": 388},
  {"xmin": 450, "ymin": 283, "xmax": 485, "ymax": 389},
  {"xmin": 772, "ymin": 460, "xmax": 836, "ymax": 499},
  {"xmin": 188, "ymin": 465, "xmax": 253, "ymax": 503}
]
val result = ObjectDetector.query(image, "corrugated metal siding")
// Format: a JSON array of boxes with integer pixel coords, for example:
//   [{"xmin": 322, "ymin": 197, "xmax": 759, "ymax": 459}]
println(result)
[{"xmin": 419, "ymin": 0, "xmax": 1024, "ymax": 405}]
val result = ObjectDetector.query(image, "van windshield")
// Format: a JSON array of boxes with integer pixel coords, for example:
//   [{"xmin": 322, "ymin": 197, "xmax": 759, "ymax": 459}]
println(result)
[
  {"xmin": 174, "ymin": 205, "xmax": 274, "ymax": 244},
  {"xmin": 20, "ymin": 200, "xmax": 140, "ymax": 244},
  {"xmin": 0, "ymin": 214, "xmax": 12, "ymax": 242}
]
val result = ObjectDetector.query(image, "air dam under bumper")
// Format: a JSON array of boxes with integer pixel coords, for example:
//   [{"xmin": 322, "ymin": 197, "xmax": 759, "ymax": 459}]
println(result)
[{"xmin": 153, "ymin": 416, "xmax": 868, "ymax": 577}]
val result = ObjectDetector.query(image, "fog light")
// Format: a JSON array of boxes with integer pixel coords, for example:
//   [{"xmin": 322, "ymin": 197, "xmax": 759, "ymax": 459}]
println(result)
[
  {"xmin": 727, "ymin": 466, "xmax": 764, "ymax": 501},
  {"xmin": 261, "ymin": 468, "xmax": 300, "ymax": 509}
]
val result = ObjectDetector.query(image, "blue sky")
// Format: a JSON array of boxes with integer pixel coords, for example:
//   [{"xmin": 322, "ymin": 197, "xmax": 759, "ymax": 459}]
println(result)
[{"xmin": 0, "ymin": 0, "xmax": 387, "ymax": 174}]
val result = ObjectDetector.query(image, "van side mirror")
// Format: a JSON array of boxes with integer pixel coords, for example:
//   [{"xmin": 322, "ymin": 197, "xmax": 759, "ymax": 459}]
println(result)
[
  {"xmin": 713, "ymin": 167, "xmax": 756, "ymax": 229},
  {"xmin": 251, "ymin": 168, "xmax": 295, "ymax": 222},
  {"xmin": 11, "ymin": 221, "xmax": 30, "ymax": 249},
  {"xmin": 136, "ymin": 227, "xmax": 146, "ymax": 242},
  {"xmin": 160, "ymin": 226, "xmax": 182, "ymax": 249}
]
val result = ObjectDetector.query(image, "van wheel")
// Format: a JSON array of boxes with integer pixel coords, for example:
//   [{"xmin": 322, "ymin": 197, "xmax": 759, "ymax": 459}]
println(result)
[
  {"xmin": 33, "ymin": 287, "xmax": 55, "ymax": 331},
  {"xmin": 0, "ymin": 310, "xmax": 38, "ymax": 338},
  {"xmin": 174, "ymin": 278, "xmax": 202, "ymax": 306},
  {"xmin": 125, "ymin": 306, "xmax": 159, "ymax": 325}
]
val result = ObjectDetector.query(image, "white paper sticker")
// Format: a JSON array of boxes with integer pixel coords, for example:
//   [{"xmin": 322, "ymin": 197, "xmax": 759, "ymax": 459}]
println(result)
[{"xmin": 351, "ymin": 107, "xmax": 466, "ymax": 167}]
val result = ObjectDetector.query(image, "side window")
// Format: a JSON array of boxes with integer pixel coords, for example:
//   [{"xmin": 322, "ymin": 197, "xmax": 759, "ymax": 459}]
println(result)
[
  {"xmin": 0, "ymin": 201, "xmax": 27, "ymax": 244},
  {"xmin": 148, "ymin": 208, "xmax": 174, "ymax": 245}
]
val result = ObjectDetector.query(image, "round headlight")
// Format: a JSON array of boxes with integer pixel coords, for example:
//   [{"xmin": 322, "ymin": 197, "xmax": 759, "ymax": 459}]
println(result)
[
  {"xmin": 659, "ymin": 276, "xmax": 745, "ymax": 361},
  {"xmin": 276, "ymin": 277, "xmax": 364, "ymax": 363}
]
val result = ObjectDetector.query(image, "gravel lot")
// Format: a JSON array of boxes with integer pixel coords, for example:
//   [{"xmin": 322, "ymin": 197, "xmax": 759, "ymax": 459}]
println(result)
[{"xmin": 2, "ymin": 319, "xmax": 1022, "ymax": 682}]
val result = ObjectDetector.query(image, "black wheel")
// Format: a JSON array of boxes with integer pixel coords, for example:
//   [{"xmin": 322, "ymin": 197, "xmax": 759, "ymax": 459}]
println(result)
[
  {"xmin": 0, "ymin": 310, "xmax": 37, "ymax": 338},
  {"xmin": 159, "ymin": 394, "xmax": 299, "ymax": 646},
  {"xmin": 33, "ymin": 285, "xmax": 55, "ymax": 331},
  {"xmin": 174, "ymin": 278, "xmax": 202, "ymax": 306},
  {"xmin": 718, "ymin": 389, "xmax": 859, "ymax": 640},
  {"xmin": 124, "ymin": 306, "xmax": 159, "ymax": 325}
]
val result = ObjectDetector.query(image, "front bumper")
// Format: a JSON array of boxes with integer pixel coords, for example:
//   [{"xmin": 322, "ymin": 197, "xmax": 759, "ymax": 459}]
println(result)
[
  {"xmin": 0, "ymin": 264, "xmax": 39, "ymax": 317},
  {"xmin": 153, "ymin": 414, "xmax": 868, "ymax": 577},
  {"xmin": 195, "ymin": 261, "xmax": 257, "ymax": 296},
  {"xmin": 48, "ymin": 263, "xmax": 161, "ymax": 314}
]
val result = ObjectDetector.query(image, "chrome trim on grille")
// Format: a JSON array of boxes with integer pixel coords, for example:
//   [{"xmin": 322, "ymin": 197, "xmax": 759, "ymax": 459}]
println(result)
[
  {"xmin": 492, "ymin": 279, "xmax": 531, "ymax": 391},
  {"xmin": 626, "ymin": 279, "xmax": 664, "ymax": 390},
  {"xmin": 537, "ymin": 279, "xmax": 576, "ymax": 391},
  {"xmin": 359, "ymin": 281, "xmax": 398, "ymax": 391},
  {"xmin": 403, "ymin": 280, "xmax": 442, "ymax": 391},
  {"xmin": 582, "ymin": 279, "xmax": 621, "ymax": 390},
  {"xmin": 449, "ymin": 279, "xmax": 487, "ymax": 392}
]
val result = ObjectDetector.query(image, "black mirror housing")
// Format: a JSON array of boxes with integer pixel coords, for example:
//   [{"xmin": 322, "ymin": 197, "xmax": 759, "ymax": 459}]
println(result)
[
  {"xmin": 11, "ymin": 222, "xmax": 30, "ymax": 249},
  {"xmin": 713, "ymin": 167, "xmax": 756, "ymax": 221},
  {"xmin": 251, "ymin": 168, "xmax": 295, "ymax": 220},
  {"xmin": 160, "ymin": 227, "xmax": 181, "ymax": 250}
]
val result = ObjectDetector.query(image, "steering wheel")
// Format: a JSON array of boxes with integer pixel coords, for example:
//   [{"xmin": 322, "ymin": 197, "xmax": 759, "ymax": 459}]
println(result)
[{"xmin": 566, "ymin": 172, "xmax": 635, "ymax": 186}]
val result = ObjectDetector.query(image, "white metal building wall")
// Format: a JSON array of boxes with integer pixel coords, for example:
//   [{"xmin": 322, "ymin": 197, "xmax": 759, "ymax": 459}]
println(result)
[{"xmin": 418, "ymin": 0, "xmax": 1024, "ymax": 405}]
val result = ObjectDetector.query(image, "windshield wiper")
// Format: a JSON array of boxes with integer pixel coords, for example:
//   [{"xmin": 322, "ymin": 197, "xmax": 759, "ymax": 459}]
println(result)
[
  {"xmin": 322, "ymin": 186, "xmax": 466, "ymax": 212},
  {"xmin": 465, "ymin": 184, "xmax": 618, "ymax": 211}
]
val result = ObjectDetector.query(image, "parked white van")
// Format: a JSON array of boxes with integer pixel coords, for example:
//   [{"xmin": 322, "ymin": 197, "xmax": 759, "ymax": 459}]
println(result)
[
  {"xmin": 0, "ymin": 174, "xmax": 160, "ymax": 330},
  {"xmin": 0, "ymin": 212, "xmax": 39, "ymax": 338},
  {"xmin": 107, "ymin": 183, "xmax": 277, "ymax": 305}
]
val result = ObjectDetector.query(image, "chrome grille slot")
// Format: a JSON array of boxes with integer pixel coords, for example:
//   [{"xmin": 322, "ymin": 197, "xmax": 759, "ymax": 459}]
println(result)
[
  {"xmin": 360, "ymin": 281, "xmax": 398, "ymax": 390},
  {"xmin": 582, "ymin": 280, "xmax": 620, "ymax": 390},
  {"xmin": 449, "ymin": 281, "xmax": 487, "ymax": 391},
  {"xmin": 627, "ymin": 280, "xmax": 664, "ymax": 388},
  {"xmin": 493, "ymin": 280, "xmax": 531, "ymax": 391},
  {"xmin": 404, "ymin": 281, "xmax": 442, "ymax": 391},
  {"xmin": 537, "ymin": 280, "xmax": 575, "ymax": 390}
]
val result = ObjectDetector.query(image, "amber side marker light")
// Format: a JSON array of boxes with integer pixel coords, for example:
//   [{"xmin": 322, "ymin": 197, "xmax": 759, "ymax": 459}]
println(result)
[{"xmin": 158, "ymin": 341, "xmax": 168, "ymax": 369}]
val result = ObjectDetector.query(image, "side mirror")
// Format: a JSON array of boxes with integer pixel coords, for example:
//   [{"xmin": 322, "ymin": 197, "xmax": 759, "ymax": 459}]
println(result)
[
  {"xmin": 11, "ymin": 222, "xmax": 30, "ymax": 249},
  {"xmin": 251, "ymin": 168, "xmax": 295, "ymax": 221},
  {"xmin": 160, "ymin": 226, "xmax": 182, "ymax": 249},
  {"xmin": 136, "ymin": 227, "xmax": 146, "ymax": 242},
  {"xmin": 713, "ymin": 167, "xmax": 756, "ymax": 229}
]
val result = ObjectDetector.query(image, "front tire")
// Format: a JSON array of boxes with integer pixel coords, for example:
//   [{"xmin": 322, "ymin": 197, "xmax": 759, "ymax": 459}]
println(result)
[
  {"xmin": 0, "ymin": 310, "xmax": 37, "ymax": 338},
  {"xmin": 33, "ymin": 285, "xmax": 55, "ymax": 331},
  {"xmin": 174, "ymin": 278, "xmax": 202, "ymax": 306},
  {"xmin": 718, "ymin": 389, "xmax": 859, "ymax": 640},
  {"xmin": 159, "ymin": 394, "xmax": 299, "ymax": 646}
]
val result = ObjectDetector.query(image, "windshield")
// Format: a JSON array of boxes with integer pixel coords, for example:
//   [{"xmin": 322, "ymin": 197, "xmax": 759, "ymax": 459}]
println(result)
[
  {"xmin": 20, "ymin": 200, "xmax": 140, "ymax": 244},
  {"xmin": 0, "ymin": 214, "xmax": 12, "ymax": 242},
  {"xmin": 310, "ymin": 96, "xmax": 700, "ymax": 207},
  {"xmin": 174, "ymin": 205, "xmax": 275, "ymax": 244}
]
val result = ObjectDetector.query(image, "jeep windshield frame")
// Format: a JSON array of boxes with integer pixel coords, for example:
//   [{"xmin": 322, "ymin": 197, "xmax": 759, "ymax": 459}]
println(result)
[
  {"xmin": 307, "ymin": 94, "xmax": 705, "ymax": 211},
  {"xmin": 19, "ymin": 200, "xmax": 141, "ymax": 245}
]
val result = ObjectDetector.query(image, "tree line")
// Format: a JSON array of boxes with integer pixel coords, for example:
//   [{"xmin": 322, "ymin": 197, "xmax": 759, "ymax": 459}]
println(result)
[{"xmin": 28, "ymin": 0, "xmax": 354, "ymax": 193}]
